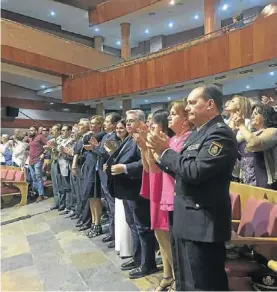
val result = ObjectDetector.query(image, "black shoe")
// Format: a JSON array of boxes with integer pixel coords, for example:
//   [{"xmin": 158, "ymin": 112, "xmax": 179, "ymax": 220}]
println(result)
[
  {"xmin": 121, "ymin": 259, "xmax": 140, "ymax": 271},
  {"xmin": 50, "ymin": 206, "xmax": 58, "ymax": 210},
  {"xmin": 58, "ymin": 207, "xmax": 65, "ymax": 212},
  {"xmin": 59, "ymin": 209, "xmax": 69, "ymax": 215},
  {"xmin": 108, "ymin": 241, "xmax": 115, "ymax": 249},
  {"xmin": 65, "ymin": 211, "xmax": 75, "ymax": 218},
  {"xmin": 78, "ymin": 224, "xmax": 90, "ymax": 231},
  {"xmin": 75, "ymin": 220, "xmax": 83, "ymax": 228},
  {"xmin": 86, "ymin": 224, "xmax": 95, "ymax": 237},
  {"xmin": 71, "ymin": 214, "xmax": 79, "ymax": 220},
  {"xmin": 129, "ymin": 265, "xmax": 158, "ymax": 279},
  {"xmin": 90, "ymin": 225, "xmax": 103, "ymax": 238},
  {"xmin": 102, "ymin": 235, "xmax": 113, "ymax": 243}
]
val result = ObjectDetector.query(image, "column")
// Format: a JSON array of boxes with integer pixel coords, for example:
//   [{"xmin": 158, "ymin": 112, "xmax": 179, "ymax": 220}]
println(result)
[
  {"xmin": 96, "ymin": 102, "xmax": 104, "ymax": 116},
  {"xmin": 150, "ymin": 35, "xmax": 164, "ymax": 53},
  {"xmin": 94, "ymin": 36, "xmax": 104, "ymax": 51},
  {"xmin": 120, "ymin": 23, "xmax": 131, "ymax": 60},
  {"xmin": 204, "ymin": 0, "xmax": 221, "ymax": 35},
  {"xmin": 122, "ymin": 99, "xmax": 132, "ymax": 114},
  {"xmin": 151, "ymin": 103, "xmax": 167, "ymax": 113}
]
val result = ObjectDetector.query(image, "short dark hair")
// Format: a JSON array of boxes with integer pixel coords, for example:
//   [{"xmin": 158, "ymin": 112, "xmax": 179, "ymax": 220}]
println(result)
[
  {"xmin": 106, "ymin": 112, "xmax": 121, "ymax": 124},
  {"xmin": 30, "ymin": 126, "xmax": 38, "ymax": 131},
  {"xmin": 253, "ymin": 104, "xmax": 277, "ymax": 128},
  {"xmin": 56, "ymin": 124, "xmax": 62, "ymax": 131},
  {"xmin": 63, "ymin": 124, "xmax": 72, "ymax": 131},
  {"xmin": 152, "ymin": 109, "xmax": 174, "ymax": 137},
  {"xmin": 201, "ymin": 85, "xmax": 223, "ymax": 113},
  {"xmin": 117, "ymin": 119, "xmax": 126, "ymax": 127}
]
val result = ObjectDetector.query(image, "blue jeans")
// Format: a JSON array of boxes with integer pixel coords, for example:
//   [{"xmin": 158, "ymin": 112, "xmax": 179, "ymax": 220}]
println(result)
[{"xmin": 29, "ymin": 160, "xmax": 44, "ymax": 197}]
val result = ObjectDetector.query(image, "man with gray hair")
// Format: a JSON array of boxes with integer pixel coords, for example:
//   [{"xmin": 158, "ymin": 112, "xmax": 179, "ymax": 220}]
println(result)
[{"xmin": 106, "ymin": 109, "xmax": 157, "ymax": 279}]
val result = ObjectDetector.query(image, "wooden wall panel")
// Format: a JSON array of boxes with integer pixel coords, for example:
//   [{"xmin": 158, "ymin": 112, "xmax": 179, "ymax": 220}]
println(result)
[
  {"xmin": 188, "ymin": 42, "xmax": 208, "ymax": 80},
  {"xmin": 207, "ymin": 35, "xmax": 229, "ymax": 75},
  {"xmin": 240, "ymin": 26, "xmax": 254, "ymax": 67},
  {"xmin": 89, "ymin": 0, "xmax": 162, "ymax": 25},
  {"xmin": 2, "ymin": 45, "xmax": 88, "ymax": 76},
  {"xmin": 1, "ymin": 119, "xmax": 66, "ymax": 129},
  {"xmin": 62, "ymin": 13, "xmax": 277, "ymax": 104},
  {"xmin": 229, "ymin": 30, "xmax": 242, "ymax": 69}
]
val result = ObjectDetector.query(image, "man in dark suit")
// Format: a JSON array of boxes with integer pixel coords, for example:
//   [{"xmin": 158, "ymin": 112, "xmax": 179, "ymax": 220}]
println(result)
[
  {"xmin": 107, "ymin": 110, "xmax": 157, "ymax": 279},
  {"xmin": 148, "ymin": 85, "xmax": 238, "ymax": 290},
  {"xmin": 91, "ymin": 112, "xmax": 121, "ymax": 246}
]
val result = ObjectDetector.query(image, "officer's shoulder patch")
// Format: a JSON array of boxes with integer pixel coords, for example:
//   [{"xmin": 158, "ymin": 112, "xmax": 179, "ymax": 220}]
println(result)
[{"xmin": 208, "ymin": 141, "xmax": 223, "ymax": 156}]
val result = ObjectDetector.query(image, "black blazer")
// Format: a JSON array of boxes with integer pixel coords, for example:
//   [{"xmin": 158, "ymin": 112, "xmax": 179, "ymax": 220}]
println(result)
[
  {"xmin": 160, "ymin": 115, "xmax": 238, "ymax": 243},
  {"xmin": 107, "ymin": 136, "xmax": 143, "ymax": 201}
]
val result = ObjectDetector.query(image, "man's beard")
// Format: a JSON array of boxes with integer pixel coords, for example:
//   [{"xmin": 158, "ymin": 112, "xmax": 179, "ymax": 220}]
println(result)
[{"xmin": 29, "ymin": 133, "xmax": 35, "ymax": 138}]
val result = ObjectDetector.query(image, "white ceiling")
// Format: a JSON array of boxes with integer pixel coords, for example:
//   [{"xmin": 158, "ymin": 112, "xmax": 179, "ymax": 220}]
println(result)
[{"xmin": 2, "ymin": 0, "xmax": 277, "ymax": 48}]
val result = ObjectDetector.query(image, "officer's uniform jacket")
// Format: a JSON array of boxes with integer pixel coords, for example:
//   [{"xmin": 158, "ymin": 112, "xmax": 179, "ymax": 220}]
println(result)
[{"xmin": 160, "ymin": 115, "xmax": 238, "ymax": 243}]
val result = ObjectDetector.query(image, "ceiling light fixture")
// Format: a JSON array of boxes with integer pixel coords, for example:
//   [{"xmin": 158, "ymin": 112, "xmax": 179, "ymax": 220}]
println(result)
[
  {"xmin": 169, "ymin": 0, "xmax": 175, "ymax": 5},
  {"xmin": 145, "ymin": 100, "xmax": 148, "ymax": 103},
  {"xmin": 269, "ymin": 71, "xmax": 275, "ymax": 76},
  {"xmin": 145, "ymin": 29, "xmax": 149, "ymax": 34},
  {"xmin": 116, "ymin": 41, "xmax": 121, "ymax": 45},
  {"xmin": 167, "ymin": 96, "xmax": 171, "ymax": 100},
  {"xmin": 194, "ymin": 14, "xmax": 199, "ymax": 20},
  {"xmin": 50, "ymin": 11, "xmax": 56, "ymax": 16},
  {"xmin": 95, "ymin": 28, "xmax": 99, "ymax": 32},
  {"xmin": 246, "ymin": 85, "xmax": 250, "ymax": 89},
  {"xmin": 50, "ymin": 102, "xmax": 54, "ymax": 105},
  {"xmin": 222, "ymin": 4, "xmax": 228, "ymax": 11},
  {"xmin": 168, "ymin": 22, "xmax": 174, "ymax": 28},
  {"xmin": 40, "ymin": 85, "xmax": 46, "ymax": 89}
]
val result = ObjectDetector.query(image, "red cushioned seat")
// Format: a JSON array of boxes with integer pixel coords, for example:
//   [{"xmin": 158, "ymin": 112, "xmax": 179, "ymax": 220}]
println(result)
[
  {"xmin": 1, "ymin": 185, "xmax": 20, "ymax": 195},
  {"xmin": 1, "ymin": 169, "xmax": 8, "ymax": 181},
  {"xmin": 6, "ymin": 170, "xmax": 16, "ymax": 181},
  {"xmin": 43, "ymin": 180, "xmax": 52, "ymax": 187},
  {"xmin": 14, "ymin": 170, "xmax": 24, "ymax": 182}
]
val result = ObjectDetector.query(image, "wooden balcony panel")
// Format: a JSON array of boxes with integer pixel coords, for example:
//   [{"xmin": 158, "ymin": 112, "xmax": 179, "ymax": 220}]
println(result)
[
  {"xmin": 62, "ymin": 13, "xmax": 277, "ymax": 104},
  {"xmin": 89, "ymin": 0, "xmax": 162, "ymax": 25},
  {"xmin": 2, "ymin": 45, "xmax": 88, "ymax": 76}
]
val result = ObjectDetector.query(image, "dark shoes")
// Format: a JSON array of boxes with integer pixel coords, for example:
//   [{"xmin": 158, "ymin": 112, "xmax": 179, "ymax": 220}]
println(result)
[
  {"xmin": 121, "ymin": 259, "xmax": 140, "ymax": 271},
  {"xmin": 50, "ymin": 206, "xmax": 58, "ymax": 210},
  {"xmin": 108, "ymin": 241, "xmax": 115, "ymax": 249},
  {"xmin": 59, "ymin": 209, "xmax": 69, "ymax": 215},
  {"xmin": 36, "ymin": 196, "xmax": 44, "ymax": 203},
  {"xmin": 70, "ymin": 214, "xmax": 79, "ymax": 220},
  {"xmin": 78, "ymin": 224, "xmax": 90, "ymax": 231},
  {"xmin": 102, "ymin": 235, "xmax": 113, "ymax": 243},
  {"xmin": 129, "ymin": 265, "xmax": 158, "ymax": 279}
]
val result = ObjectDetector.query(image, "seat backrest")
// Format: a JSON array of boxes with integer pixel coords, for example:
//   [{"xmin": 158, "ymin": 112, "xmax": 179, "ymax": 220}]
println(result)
[
  {"xmin": 1, "ymin": 169, "xmax": 8, "ymax": 181},
  {"xmin": 268, "ymin": 204, "xmax": 277, "ymax": 237},
  {"xmin": 230, "ymin": 193, "xmax": 241, "ymax": 220},
  {"xmin": 5, "ymin": 170, "xmax": 16, "ymax": 181},
  {"xmin": 14, "ymin": 170, "xmax": 24, "ymax": 182},
  {"xmin": 238, "ymin": 197, "xmax": 275, "ymax": 237}
]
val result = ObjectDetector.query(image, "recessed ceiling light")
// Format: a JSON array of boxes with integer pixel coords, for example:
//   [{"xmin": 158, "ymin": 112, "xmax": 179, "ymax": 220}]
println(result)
[
  {"xmin": 222, "ymin": 4, "xmax": 228, "ymax": 11},
  {"xmin": 40, "ymin": 85, "xmax": 46, "ymax": 89},
  {"xmin": 145, "ymin": 29, "xmax": 149, "ymax": 34},
  {"xmin": 269, "ymin": 71, "xmax": 275, "ymax": 76},
  {"xmin": 95, "ymin": 28, "xmax": 99, "ymax": 32},
  {"xmin": 167, "ymin": 96, "xmax": 171, "ymax": 100},
  {"xmin": 246, "ymin": 85, "xmax": 250, "ymax": 89},
  {"xmin": 50, "ymin": 102, "xmax": 54, "ymax": 105},
  {"xmin": 145, "ymin": 100, "xmax": 148, "ymax": 103},
  {"xmin": 116, "ymin": 41, "xmax": 121, "ymax": 45},
  {"xmin": 120, "ymin": 105, "xmax": 122, "ymax": 109},
  {"xmin": 50, "ymin": 11, "xmax": 56, "ymax": 16},
  {"xmin": 194, "ymin": 14, "xmax": 199, "ymax": 20},
  {"xmin": 62, "ymin": 108, "xmax": 70, "ymax": 112},
  {"xmin": 168, "ymin": 22, "xmax": 174, "ymax": 28},
  {"xmin": 169, "ymin": 0, "xmax": 175, "ymax": 5}
]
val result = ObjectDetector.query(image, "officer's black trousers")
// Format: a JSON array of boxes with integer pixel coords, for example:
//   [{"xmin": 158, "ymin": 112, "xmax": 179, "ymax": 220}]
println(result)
[{"xmin": 169, "ymin": 212, "xmax": 228, "ymax": 291}]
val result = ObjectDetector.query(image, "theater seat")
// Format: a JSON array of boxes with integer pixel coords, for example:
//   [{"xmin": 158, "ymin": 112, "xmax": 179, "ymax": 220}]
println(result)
[
  {"xmin": 14, "ymin": 170, "xmax": 24, "ymax": 182},
  {"xmin": 1, "ymin": 184, "xmax": 20, "ymax": 195},
  {"xmin": 1, "ymin": 169, "xmax": 8, "ymax": 181},
  {"xmin": 5, "ymin": 170, "xmax": 16, "ymax": 181},
  {"xmin": 230, "ymin": 193, "xmax": 241, "ymax": 220},
  {"xmin": 226, "ymin": 198, "xmax": 277, "ymax": 288}
]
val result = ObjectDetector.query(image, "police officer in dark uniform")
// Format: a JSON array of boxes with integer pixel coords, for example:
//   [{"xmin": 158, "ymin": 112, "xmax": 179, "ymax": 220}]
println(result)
[{"xmin": 147, "ymin": 85, "xmax": 238, "ymax": 291}]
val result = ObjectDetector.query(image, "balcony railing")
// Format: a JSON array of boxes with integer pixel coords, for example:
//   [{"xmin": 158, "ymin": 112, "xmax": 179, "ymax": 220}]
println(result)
[{"xmin": 99, "ymin": 14, "xmax": 257, "ymax": 72}]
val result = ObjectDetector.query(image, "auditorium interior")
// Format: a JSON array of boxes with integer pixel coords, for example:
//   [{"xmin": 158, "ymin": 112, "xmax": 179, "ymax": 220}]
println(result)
[{"xmin": 1, "ymin": 0, "xmax": 277, "ymax": 291}]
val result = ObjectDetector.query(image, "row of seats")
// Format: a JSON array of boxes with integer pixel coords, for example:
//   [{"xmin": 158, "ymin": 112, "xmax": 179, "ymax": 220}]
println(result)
[{"xmin": 1, "ymin": 168, "xmax": 25, "ymax": 182}]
